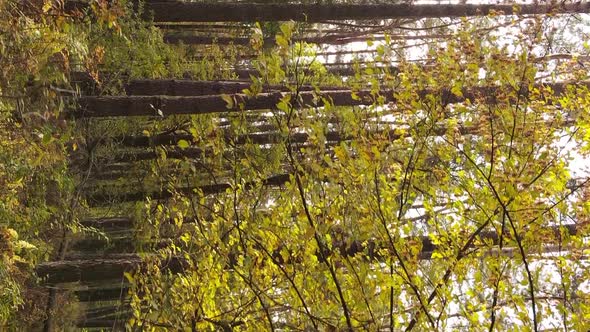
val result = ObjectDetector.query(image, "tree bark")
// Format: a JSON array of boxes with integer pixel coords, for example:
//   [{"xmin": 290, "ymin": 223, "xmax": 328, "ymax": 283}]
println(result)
[
  {"xmin": 70, "ymin": 64, "xmax": 396, "ymax": 88},
  {"xmin": 233, "ymin": 66, "xmax": 397, "ymax": 79},
  {"xmin": 83, "ymin": 305, "xmax": 130, "ymax": 320},
  {"xmin": 77, "ymin": 81, "xmax": 589, "ymax": 117},
  {"xmin": 109, "ymin": 121, "xmax": 470, "ymax": 150},
  {"xmin": 68, "ymin": 236, "xmax": 138, "ymax": 254},
  {"xmin": 37, "ymin": 225, "xmax": 578, "ymax": 283},
  {"xmin": 125, "ymin": 79, "xmax": 344, "ymax": 96},
  {"xmin": 86, "ymin": 173, "xmax": 291, "ymax": 206},
  {"xmin": 36, "ymin": 254, "xmax": 148, "ymax": 284},
  {"xmin": 155, "ymin": 23, "xmax": 249, "ymax": 30},
  {"xmin": 81, "ymin": 217, "xmax": 134, "ymax": 231},
  {"xmin": 193, "ymin": 48, "xmax": 378, "ymax": 62},
  {"xmin": 163, "ymin": 33, "xmax": 446, "ymax": 46},
  {"xmin": 76, "ymin": 89, "xmax": 389, "ymax": 117},
  {"xmin": 141, "ymin": 2, "xmax": 590, "ymax": 23},
  {"xmin": 75, "ymin": 286, "xmax": 130, "ymax": 302},
  {"xmin": 76, "ymin": 319, "xmax": 120, "ymax": 328},
  {"xmin": 107, "ymin": 149, "xmax": 205, "ymax": 164}
]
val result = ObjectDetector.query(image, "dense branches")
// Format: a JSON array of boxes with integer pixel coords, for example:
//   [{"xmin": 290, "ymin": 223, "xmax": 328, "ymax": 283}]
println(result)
[{"xmin": 7, "ymin": 0, "xmax": 590, "ymax": 330}]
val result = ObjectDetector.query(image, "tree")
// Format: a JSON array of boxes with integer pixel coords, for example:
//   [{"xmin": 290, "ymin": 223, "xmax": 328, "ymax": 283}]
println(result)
[
  {"xmin": 0, "ymin": 0, "xmax": 206, "ymax": 329},
  {"xmin": 7, "ymin": 0, "xmax": 590, "ymax": 331},
  {"xmin": 109, "ymin": 17, "xmax": 590, "ymax": 331},
  {"xmin": 141, "ymin": 2, "xmax": 590, "ymax": 23}
]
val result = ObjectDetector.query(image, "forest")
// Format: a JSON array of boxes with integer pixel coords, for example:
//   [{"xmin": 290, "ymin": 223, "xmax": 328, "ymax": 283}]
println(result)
[{"xmin": 1, "ymin": 0, "xmax": 590, "ymax": 330}]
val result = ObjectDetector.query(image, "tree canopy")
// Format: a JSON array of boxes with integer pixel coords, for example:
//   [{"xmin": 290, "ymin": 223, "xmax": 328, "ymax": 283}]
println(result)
[{"xmin": 2, "ymin": 0, "xmax": 590, "ymax": 331}]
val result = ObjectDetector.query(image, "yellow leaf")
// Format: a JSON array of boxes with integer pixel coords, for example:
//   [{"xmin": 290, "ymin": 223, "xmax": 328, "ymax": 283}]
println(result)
[
  {"xmin": 42, "ymin": 1, "xmax": 52, "ymax": 13},
  {"xmin": 221, "ymin": 94, "xmax": 234, "ymax": 109},
  {"xmin": 177, "ymin": 139, "xmax": 190, "ymax": 149},
  {"xmin": 124, "ymin": 271, "xmax": 134, "ymax": 283},
  {"xmin": 276, "ymin": 35, "xmax": 288, "ymax": 48},
  {"xmin": 431, "ymin": 251, "xmax": 444, "ymax": 259},
  {"xmin": 451, "ymin": 84, "xmax": 463, "ymax": 98}
]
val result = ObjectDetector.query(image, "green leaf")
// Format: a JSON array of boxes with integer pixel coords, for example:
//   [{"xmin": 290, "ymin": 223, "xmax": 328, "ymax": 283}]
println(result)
[{"xmin": 177, "ymin": 139, "xmax": 190, "ymax": 149}]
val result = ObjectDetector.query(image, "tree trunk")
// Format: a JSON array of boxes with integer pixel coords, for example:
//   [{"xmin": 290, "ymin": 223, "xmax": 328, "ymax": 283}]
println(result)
[
  {"xmin": 125, "ymin": 79, "xmax": 344, "ymax": 96},
  {"xmin": 75, "ymin": 286, "xmax": 130, "ymax": 302},
  {"xmin": 163, "ymin": 33, "xmax": 446, "ymax": 46},
  {"xmin": 233, "ymin": 66, "xmax": 397, "ymax": 79},
  {"xmin": 70, "ymin": 64, "xmax": 395, "ymax": 88},
  {"xmin": 81, "ymin": 217, "xmax": 134, "ymax": 231},
  {"xmin": 193, "ymin": 48, "xmax": 378, "ymax": 62},
  {"xmin": 36, "ymin": 254, "xmax": 147, "ymax": 284},
  {"xmin": 76, "ymin": 319, "xmax": 121, "ymax": 329},
  {"xmin": 155, "ymin": 23, "xmax": 249, "ymax": 30},
  {"xmin": 76, "ymin": 90, "xmax": 389, "ymax": 117},
  {"xmin": 68, "ymin": 236, "xmax": 138, "ymax": 254},
  {"xmin": 109, "ymin": 125, "xmax": 448, "ymax": 149},
  {"xmin": 77, "ymin": 81, "xmax": 588, "ymax": 117},
  {"xmin": 83, "ymin": 305, "xmax": 130, "ymax": 320},
  {"xmin": 37, "ymin": 225, "xmax": 577, "ymax": 283},
  {"xmin": 86, "ymin": 173, "xmax": 291, "ymax": 206},
  {"xmin": 141, "ymin": 2, "xmax": 590, "ymax": 23}
]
